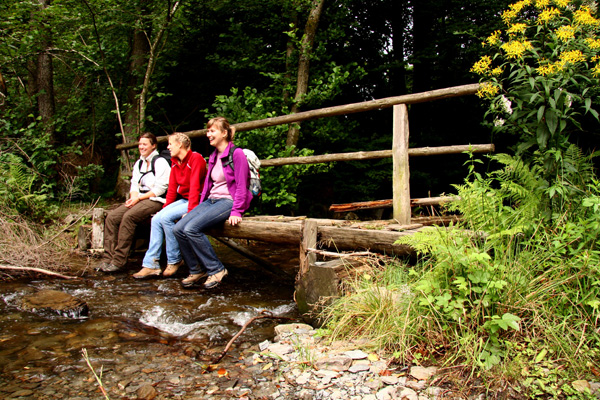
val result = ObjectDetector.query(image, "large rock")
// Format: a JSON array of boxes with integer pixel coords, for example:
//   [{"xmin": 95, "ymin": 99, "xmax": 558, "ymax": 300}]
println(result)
[{"xmin": 19, "ymin": 289, "xmax": 89, "ymax": 318}]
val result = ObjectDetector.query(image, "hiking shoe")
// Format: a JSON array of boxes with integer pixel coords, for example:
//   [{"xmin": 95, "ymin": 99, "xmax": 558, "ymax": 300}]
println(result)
[
  {"xmin": 203, "ymin": 269, "xmax": 228, "ymax": 289},
  {"xmin": 132, "ymin": 267, "xmax": 162, "ymax": 279},
  {"xmin": 100, "ymin": 262, "xmax": 121, "ymax": 273},
  {"xmin": 181, "ymin": 271, "xmax": 208, "ymax": 288},
  {"xmin": 163, "ymin": 260, "xmax": 184, "ymax": 277}
]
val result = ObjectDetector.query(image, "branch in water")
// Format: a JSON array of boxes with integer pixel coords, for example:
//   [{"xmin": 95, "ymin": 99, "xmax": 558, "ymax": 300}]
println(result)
[{"xmin": 0, "ymin": 264, "xmax": 78, "ymax": 280}]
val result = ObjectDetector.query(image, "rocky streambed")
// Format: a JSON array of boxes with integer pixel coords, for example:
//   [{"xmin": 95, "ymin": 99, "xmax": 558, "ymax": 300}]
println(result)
[{"xmin": 0, "ymin": 320, "xmax": 452, "ymax": 400}]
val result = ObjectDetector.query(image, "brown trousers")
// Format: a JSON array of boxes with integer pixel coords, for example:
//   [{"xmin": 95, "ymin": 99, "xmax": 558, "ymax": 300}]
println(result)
[{"xmin": 103, "ymin": 200, "xmax": 163, "ymax": 267}]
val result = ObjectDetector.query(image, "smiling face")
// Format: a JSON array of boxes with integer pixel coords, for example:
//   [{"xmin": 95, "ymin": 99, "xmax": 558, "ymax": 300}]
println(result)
[
  {"xmin": 138, "ymin": 138, "xmax": 156, "ymax": 158},
  {"xmin": 206, "ymin": 124, "xmax": 229, "ymax": 150}
]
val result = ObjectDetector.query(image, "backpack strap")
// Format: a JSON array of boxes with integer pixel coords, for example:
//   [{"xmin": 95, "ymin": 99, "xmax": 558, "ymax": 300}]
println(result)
[
  {"xmin": 137, "ymin": 153, "xmax": 161, "ymax": 184},
  {"xmin": 222, "ymin": 144, "xmax": 238, "ymax": 171}
]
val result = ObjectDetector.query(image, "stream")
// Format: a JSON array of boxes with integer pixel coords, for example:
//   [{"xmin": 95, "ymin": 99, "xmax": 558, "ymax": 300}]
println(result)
[{"xmin": 0, "ymin": 241, "xmax": 302, "ymax": 399}]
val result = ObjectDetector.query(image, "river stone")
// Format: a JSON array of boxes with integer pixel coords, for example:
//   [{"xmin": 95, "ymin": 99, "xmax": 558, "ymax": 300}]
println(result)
[
  {"xmin": 19, "ymin": 290, "xmax": 88, "ymax": 318},
  {"xmin": 397, "ymin": 387, "xmax": 419, "ymax": 400},
  {"xmin": 345, "ymin": 349, "xmax": 369, "ymax": 359},
  {"xmin": 409, "ymin": 366, "xmax": 437, "ymax": 381},
  {"xmin": 136, "ymin": 384, "xmax": 157, "ymax": 399},
  {"xmin": 315, "ymin": 355, "xmax": 353, "ymax": 372},
  {"xmin": 274, "ymin": 323, "xmax": 314, "ymax": 337}
]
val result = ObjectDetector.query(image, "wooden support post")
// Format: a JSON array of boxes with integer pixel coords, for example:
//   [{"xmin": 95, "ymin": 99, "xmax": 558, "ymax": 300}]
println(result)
[
  {"xmin": 393, "ymin": 104, "xmax": 411, "ymax": 225},
  {"xmin": 91, "ymin": 208, "xmax": 105, "ymax": 250},
  {"xmin": 299, "ymin": 219, "xmax": 318, "ymax": 278}
]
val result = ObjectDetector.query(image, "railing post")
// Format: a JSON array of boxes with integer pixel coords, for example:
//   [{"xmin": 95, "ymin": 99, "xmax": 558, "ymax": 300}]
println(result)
[
  {"xmin": 91, "ymin": 208, "xmax": 105, "ymax": 250},
  {"xmin": 392, "ymin": 104, "xmax": 411, "ymax": 224},
  {"xmin": 299, "ymin": 219, "xmax": 318, "ymax": 278}
]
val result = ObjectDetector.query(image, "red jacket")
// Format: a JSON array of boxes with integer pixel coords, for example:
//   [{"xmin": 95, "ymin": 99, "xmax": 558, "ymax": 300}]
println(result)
[{"xmin": 164, "ymin": 150, "xmax": 206, "ymax": 212}]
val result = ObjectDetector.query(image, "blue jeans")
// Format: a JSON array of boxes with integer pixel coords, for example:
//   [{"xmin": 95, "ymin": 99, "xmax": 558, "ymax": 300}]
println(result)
[
  {"xmin": 173, "ymin": 198, "xmax": 233, "ymax": 275},
  {"xmin": 142, "ymin": 199, "xmax": 188, "ymax": 269}
]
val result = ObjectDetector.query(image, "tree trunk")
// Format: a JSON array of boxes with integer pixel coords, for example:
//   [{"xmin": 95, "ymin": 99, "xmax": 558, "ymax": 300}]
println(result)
[
  {"xmin": 285, "ymin": 0, "xmax": 325, "ymax": 149},
  {"xmin": 123, "ymin": 13, "xmax": 151, "ymax": 141},
  {"xmin": 36, "ymin": 0, "xmax": 56, "ymax": 143},
  {"xmin": 138, "ymin": 0, "xmax": 180, "ymax": 134},
  {"xmin": 389, "ymin": 1, "xmax": 409, "ymax": 96}
]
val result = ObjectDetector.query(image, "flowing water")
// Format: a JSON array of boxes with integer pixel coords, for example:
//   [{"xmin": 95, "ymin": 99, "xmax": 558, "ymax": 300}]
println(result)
[{"xmin": 0, "ymin": 242, "xmax": 301, "ymax": 385}]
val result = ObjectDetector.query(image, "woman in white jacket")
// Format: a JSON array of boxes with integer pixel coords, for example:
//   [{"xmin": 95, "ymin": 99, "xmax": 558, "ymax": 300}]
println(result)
[{"xmin": 99, "ymin": 132, "xmax": 171, "ymax": 272}]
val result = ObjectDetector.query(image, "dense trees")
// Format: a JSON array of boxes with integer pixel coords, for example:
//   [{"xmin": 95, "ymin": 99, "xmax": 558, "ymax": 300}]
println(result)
[{"xmin": 1, "ymin": 0, "xmax": 526, "ymax": 218}]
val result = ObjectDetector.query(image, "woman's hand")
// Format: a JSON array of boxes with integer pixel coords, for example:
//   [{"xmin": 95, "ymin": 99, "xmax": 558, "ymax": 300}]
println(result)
[
  {"xmin": 228, "ymin": 215, "xmax": 242, "ymax": 226},
  {"xmin": 125, "ymin": 195, "xmax": 140, "ymax": 208}
]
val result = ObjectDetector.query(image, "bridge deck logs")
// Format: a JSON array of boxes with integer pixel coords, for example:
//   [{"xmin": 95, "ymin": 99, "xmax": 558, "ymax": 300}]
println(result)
[{"xmin": 205, "ymin": 216, "xmax": 431, "ymax": 256}]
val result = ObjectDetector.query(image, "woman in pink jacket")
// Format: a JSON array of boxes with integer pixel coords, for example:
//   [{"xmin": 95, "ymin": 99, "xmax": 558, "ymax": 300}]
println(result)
[{"xmin": 173, "ymin": 117, "xmax": 252, "ymax": 289}]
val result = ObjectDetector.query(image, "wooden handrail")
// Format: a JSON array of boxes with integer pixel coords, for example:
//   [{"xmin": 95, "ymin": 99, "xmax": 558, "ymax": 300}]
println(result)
[
  {"xmin": 116, "ymin": 83, "xmax": 480, "ymax": 150},
  {"xmin": 261, "ymin": 143, "xmax": 493, "ymax": 167}
]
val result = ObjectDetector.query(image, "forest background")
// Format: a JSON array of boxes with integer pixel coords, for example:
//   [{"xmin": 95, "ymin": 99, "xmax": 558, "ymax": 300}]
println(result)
[
  {"xmin": 0, "ymin": 0, "xmax": 519, "ymax": 220},
  {"xmin": 4, "ymin": 1, "xmax": 600, "ymax": 395}
]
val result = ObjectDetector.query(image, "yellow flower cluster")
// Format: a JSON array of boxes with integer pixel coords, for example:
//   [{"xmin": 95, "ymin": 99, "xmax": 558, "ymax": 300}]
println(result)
[
  {"xmin": 554, "ymin": 0, "xmax": 571, "ymax": 8},
  {"xmin": 501, "ymin": 40, "xmax": 533, "ymax": 58},
  {"xmin": 491, "ymin": 67, "xmax": 504, "ymax": 76},
  {"xmin": 574, "ymin": 6, "xmax": 599, "ymax": 26},
  {"xmin": 586, "ymin": 38, "xmax": 600, "ymax": 49},
  {"xmin": 476, "ymin": 81, "xmax": 500, "ymax": 98},
  {"xmin": 555, "ymin": 25, "xmax": 575, "ymax": 41},
  {"xmin": 538, "ymin": 7, "xmax": 561, "ymax": 24},
  {"xmin": 537, "ymin": 50, "xmax": 587, "ymax": 75},
  {"xmin": 535, "ymin": 0, "xmax": 550, "ymax": 9},
  {"xmin": 502, "ymin": 1, "xmax": 531, "ymax": 24},
  {"xmin": 486, "ymin": 30, "xmax": 502, "ymax": 46},
  {"xmin": 537, "ymin": 63, "xmax": 557, "ymax": 76},
  {"xmin": 592, "ymin": 63, "xmax": 600, "ymax": 77},
  {"xmin": 508, "ymin": 23, "xmax": 528, "ymax": 35},
  {"xmin": 471, "ymin": 55, "xmax": 493, "ymax": 74},
  {"xmin": 560, "ymin": 49, "xmax": 586, "ymax": 64}
]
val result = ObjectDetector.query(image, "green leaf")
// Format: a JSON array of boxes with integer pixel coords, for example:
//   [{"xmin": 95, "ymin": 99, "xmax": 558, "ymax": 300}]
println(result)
[
  {"xmin": 545, "ymin": 108, "xmax": 558, "ymax": 135},
  {"xmin": 501, "ymin": 313, "xmax": 520, "ymax": 331},
  {"xmin": 537, "ymin": 105, "xmax": 545, "ymax": 122}
]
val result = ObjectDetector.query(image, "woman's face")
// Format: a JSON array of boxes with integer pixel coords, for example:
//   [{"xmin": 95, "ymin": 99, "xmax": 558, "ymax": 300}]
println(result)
[
  {"xmin": 138, "ymin": 138, "xmax": 156, "ymax": 158},
  {"xmin": 206, "ymin": 124, "xmax": 228, "ymax": 148},
  {"xmin": 168, "ymin": 137, "xmax": 183, "ymax": 159}
]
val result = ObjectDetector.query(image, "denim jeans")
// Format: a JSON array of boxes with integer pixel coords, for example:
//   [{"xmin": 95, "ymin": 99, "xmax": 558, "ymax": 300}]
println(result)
[
  {"xmin": 142, "ymin": 199, "xmax": 188, "ymax": 269},
  {"xmin": 173, "ymin": 198, "xmax": 233, "ymax": 275}
]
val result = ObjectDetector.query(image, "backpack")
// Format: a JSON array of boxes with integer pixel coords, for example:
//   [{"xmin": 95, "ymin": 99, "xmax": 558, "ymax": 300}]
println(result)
[
  {"xmin": 136, "ymin": 149, "xmax": 172, "ymax": 196},
  {"xmin": 223, "ymin": 145, "xmax": 261, "ymax": 196}
]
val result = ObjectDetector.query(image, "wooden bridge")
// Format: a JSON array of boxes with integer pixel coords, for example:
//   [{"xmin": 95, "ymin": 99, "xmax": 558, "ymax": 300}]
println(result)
[{"xmin": 97, "ymin": 82, "xmax": 490, "ymax": 314}]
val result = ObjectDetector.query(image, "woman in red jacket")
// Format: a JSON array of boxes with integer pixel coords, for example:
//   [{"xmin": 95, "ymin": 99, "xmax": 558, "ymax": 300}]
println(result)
[{"xmin": 133, "ymin": 133, "xmax": 207, "ymax": 279}]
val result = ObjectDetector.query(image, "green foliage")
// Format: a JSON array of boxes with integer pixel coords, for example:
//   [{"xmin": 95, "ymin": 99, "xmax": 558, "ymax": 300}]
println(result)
[
  {"xmin": 471, "ymin": 0, "xmax": 600, "ymax": 178},
  {"xmin": 0, "ymin": 153, "xmax": 58, "ymax": 222}
]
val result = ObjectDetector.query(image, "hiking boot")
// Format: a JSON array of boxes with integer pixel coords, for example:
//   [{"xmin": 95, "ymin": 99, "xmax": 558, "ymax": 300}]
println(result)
[
  {"xmin": 132, "ymin": 267, "xmax": 162, "ymax": 279},
  {"xmin": 181, "ymin": 271, "xmax": 208, "ymax": 288},
  {"xmin": 163, "ymin": 260, "xmax": 184, "ymax": 277},
  {"xmin": 100, "ymin": 262, "xmax": 121, "ymax": 273},
  {"xmin": 203, "ymin": 269, "xmax": 228, "ymax": 289}
]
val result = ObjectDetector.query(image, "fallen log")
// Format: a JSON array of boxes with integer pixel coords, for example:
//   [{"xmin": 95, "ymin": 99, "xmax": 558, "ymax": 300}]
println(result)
[{"xmin": 329, "ymin": 196, "xmax": 460, "ymax": 213}]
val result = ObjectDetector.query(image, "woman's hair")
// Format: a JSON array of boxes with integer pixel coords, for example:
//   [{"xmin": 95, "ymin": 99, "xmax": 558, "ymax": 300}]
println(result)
[
  {"xmin": 139, "ymin": 132, "xmax": 157, "ymax": 146},
  {"xmin": 207, "ymin": 116, "xmax": 235, "ymax": 141},
  {"xmin": 168, "ymin": 132, "xmax": 191, "ymax": 149}
]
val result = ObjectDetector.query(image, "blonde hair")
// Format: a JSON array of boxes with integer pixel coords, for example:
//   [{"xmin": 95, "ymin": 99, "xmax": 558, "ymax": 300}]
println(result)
[
  {"xmin": 207, "ymin": 116, "xmax": 235, "ymax": 141},
  {"xmin": 168, "ymin": 132, "xmax": 191, "ymax": 149}
]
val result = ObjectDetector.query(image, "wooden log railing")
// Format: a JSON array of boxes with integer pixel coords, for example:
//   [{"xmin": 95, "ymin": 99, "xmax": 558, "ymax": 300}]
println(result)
[{"xmin": 116, "ymin": 83, "xmax": 480, "ymax": 150}]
